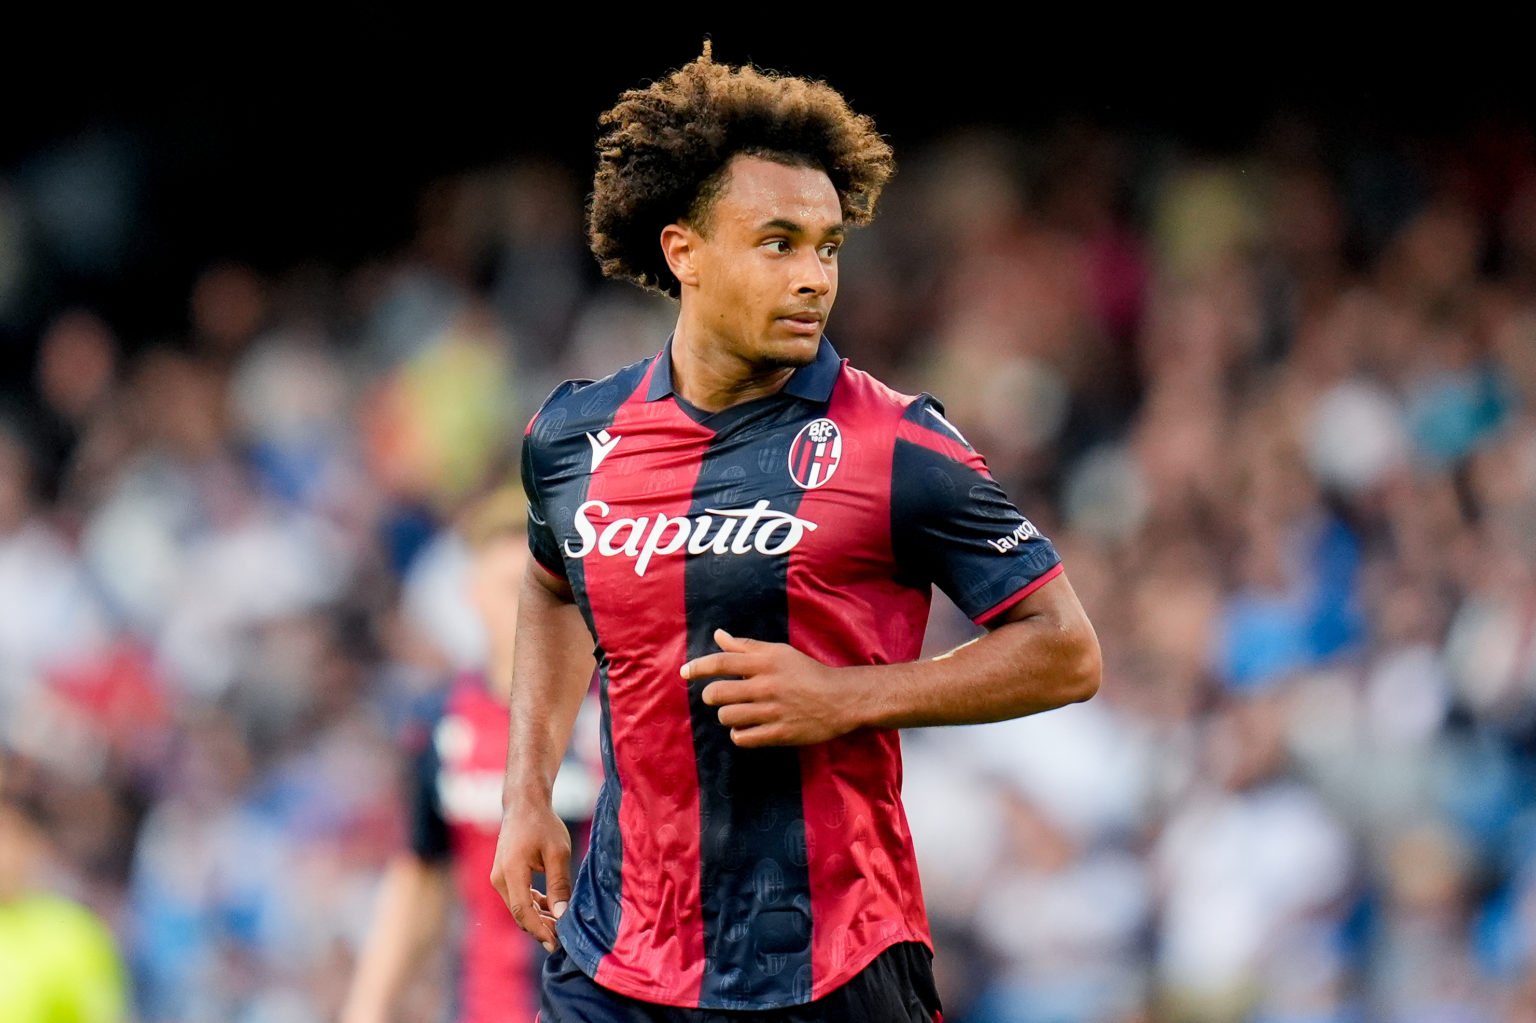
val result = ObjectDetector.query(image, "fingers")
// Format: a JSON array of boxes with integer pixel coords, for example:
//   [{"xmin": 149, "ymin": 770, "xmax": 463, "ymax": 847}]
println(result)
[
  {"xmin": 728, "ymin": 724, "xmax": 789, "ymax": 748},
  {"xmin": 686, "ymin": 655, "xmax": 764, "ymax": 686},
  {"xmin": 715, "ymin": 700, "xmax": 777, "ymax": 729},
  {"xmin": 544, "ymin": 841, "xmax": 573, "ymax": 924},
  {"xmin": 680, "ymin": 651, "xmax": 754, "ymax": 682},
  {"xmin": 493, "ymin": 848, "xmax": 558, "ymax": 950},
  {"xmin": 491, "ymin": 853, "xmax": 530, "ymax": 916},
  {"xmin": 680, "ymin": 630, "xmax": 778, "ymax": 680},
  {"xmin": 702, "ymin": 678, "xmax": 770, "ymax": 708},
  {"xmin": 714, "ymin": 628, "xmax": 763, "ymax": 651},
  {"xmin": 508, "ymin": 876, "xmax": 557, "ymax": 948}
]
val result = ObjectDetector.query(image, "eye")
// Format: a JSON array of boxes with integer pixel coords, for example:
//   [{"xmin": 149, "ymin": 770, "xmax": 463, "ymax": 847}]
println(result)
[
  {"xmin": 818, "ymin": 242, "xmax": 841, "ymax": 259},
  {"xmin": 764, "ymin": 239, "xmax": 792, "ymax": 254}
]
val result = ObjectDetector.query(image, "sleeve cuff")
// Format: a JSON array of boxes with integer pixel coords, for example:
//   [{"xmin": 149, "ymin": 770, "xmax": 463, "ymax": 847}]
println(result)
[{"xmin": 973, "ymin": 562, "xmax": 1064, "ymax": 626}]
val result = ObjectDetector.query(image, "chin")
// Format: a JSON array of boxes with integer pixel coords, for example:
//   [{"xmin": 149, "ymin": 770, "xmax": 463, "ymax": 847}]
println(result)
[{"xmin": 756, "ymin": 335, "xmax": 821, "ymax": 369}]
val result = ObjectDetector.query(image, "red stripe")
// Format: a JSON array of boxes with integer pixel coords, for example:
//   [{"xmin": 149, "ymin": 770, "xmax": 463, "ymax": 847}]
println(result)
[
  {"xmin": 973, "ymin": 562, "xmax": 1065, "ymax": 625},
  {"xmin": 894, "ymin": 417, "xmax": 993, "ymax": 480},
  {"xmin": 583, "ymin": 365, "xmax": 713, "ymax": 1003},
  {"xmin": 787, "ymin": 368, "xmax": 934, "ymax": 999}
]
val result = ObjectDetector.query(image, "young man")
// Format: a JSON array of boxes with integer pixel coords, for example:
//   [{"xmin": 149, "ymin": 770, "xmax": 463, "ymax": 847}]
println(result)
[
  {"xmin": 491, "ymin": 46, "xmax": 1101, "ymax": 1022},
  {"xmin": 344, "ymin": 491, "xmax": 597, "ymax": 1022}
]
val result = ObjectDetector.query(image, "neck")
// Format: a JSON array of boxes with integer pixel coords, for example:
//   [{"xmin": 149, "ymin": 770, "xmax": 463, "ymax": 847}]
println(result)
[{"xmin": 670, "ymin": 315, "xmax": 796, "ymax": 414}]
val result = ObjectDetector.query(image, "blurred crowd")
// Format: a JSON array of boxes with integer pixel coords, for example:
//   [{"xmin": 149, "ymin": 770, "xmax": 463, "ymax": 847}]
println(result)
[{"xmin": 1, "ymin": 112, "xmax": 1534, "ymax": 1023}]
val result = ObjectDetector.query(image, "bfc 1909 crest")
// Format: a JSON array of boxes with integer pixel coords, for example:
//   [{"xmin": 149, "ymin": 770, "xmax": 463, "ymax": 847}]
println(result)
[{"xmin": 788, "ymin": 418, "xmax": 842, "ymax": 489}]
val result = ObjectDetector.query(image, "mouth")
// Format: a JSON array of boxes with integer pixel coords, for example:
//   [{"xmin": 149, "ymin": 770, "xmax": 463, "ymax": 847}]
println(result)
[{"xmin": 776, "ymin": 311, "xmax": 825, "ymax": 336}]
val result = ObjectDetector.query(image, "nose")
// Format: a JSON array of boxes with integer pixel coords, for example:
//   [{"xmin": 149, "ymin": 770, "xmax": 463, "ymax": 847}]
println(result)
[{"xmin": 793, "ymin": 250, "xmax": 833, "ymax": 297}]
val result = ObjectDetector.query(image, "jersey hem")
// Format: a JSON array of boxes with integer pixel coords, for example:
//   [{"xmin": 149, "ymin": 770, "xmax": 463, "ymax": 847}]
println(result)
[
  {"xmin": 973, "ymin": 561, "xmax": 1064, "ymax": 625},
  {"xmin": 808, "ymin": 930, "xmax": 933, "ymax": 1005},
  {"xmin": 532, "ymin": 554, "xmax": 568, "ymax": 582},
  {"xmin": 557, "ymin": 930, "xmax": 931, "ymax": 1011}
]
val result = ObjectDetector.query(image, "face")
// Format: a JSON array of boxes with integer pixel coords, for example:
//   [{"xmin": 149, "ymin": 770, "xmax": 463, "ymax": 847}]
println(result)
[
  {"xmin": 0, "ymin": 804, "xmax": 43, "ymax": 902},
  {"xmin": 671, "ymin": 155, "xmax": 845, "ymax": 370}
]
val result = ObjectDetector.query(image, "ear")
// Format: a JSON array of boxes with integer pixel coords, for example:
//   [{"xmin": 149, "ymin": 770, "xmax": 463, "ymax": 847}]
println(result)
[{"xmin": 660, "ymin": 223, "xmax": 702, "ymax": 289}]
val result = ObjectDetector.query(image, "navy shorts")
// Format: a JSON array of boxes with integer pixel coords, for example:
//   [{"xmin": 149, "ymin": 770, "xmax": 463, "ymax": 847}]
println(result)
[{"xmin": 538, "ymin": 941, "xmax": 942, "ymax": 1023}]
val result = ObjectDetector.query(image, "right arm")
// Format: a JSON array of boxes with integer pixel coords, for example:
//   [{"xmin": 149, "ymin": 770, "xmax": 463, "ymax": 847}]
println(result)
[
  {"xmin": 340, "ymin": 855, "xmax": 452, "ymax": 1023},
  {"xmin": 489, "ymin": 561, "xmax": 594, "ymax": 951},
  {"xmin": 343, "ymin": 703, "xmax": 456, "ymax": 1023}
]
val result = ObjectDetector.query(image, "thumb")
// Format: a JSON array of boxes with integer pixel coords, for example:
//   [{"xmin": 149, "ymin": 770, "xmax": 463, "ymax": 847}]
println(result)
[{"xmin": 545, "ymin": 844, "xmax": 573, "ymax": 917}]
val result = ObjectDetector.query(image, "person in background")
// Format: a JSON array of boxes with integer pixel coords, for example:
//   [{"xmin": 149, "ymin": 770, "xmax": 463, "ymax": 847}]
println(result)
[
  {"xmin": 0, "ymin": 758, "xmax": 129, "ymax": 1023},
  {"xmin": 343, "ymin": 488, "xmax": 598, "ymax": 1022}
]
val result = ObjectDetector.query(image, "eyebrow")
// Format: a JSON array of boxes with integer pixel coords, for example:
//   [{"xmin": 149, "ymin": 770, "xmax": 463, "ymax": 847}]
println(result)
[{"xmin": 759, "ymin": 218, "xmax": 846, "ymax": 238}]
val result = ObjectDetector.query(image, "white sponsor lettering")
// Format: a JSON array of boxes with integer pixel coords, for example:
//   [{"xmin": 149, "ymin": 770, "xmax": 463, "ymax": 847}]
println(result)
[
  {"xmin": 987, "ymin": 519, "xmax": 1043, "ymax": 553},
  {"xmin": 564, "ymin": 499, "xmax": 817, "ymax": 575}
]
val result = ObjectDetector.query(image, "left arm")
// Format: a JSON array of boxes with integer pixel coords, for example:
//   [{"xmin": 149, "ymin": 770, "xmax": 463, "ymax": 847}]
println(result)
[{"xmin": 682, "ymin": 571, "xmax": 1100, "ymax": 748}]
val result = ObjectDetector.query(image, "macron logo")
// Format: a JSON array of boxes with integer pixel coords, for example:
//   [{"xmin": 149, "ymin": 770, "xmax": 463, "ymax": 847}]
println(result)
[{"xmin": 586, "ymin": 429, "xmax": 621, "ymax": 472}]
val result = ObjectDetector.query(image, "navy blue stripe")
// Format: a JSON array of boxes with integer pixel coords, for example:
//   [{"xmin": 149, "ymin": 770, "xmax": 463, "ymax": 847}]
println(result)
[
  {"xmin": 890, "ymin": 432, "xmax": 1061, "ymax": 621},
  {"xmin": 682, "ymin": 401, "xmax": 816, "ymax": 1009},
  {"xmin": 406, "ymin": 691, "xmax": 450, "ymax": 862},
  {"xmin": 533, "ymin": 358, "xmax": 654, "ymax": 968}
]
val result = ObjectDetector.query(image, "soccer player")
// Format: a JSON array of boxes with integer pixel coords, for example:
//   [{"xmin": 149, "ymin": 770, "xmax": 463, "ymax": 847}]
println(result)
[
  {"xmin": 343, "ymin": 491, "xmax": 597, "ymax": 1023},
  {"xmin": 491, "ymin": 45, "xmax": 1102, "ymax": 1022},
  {"xmin": 0, "ymin": 765, "xmax": 129, "ymax": 1022}
]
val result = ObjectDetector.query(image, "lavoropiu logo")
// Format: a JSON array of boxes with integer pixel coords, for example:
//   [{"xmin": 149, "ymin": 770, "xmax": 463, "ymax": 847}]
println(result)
[
  {"xmin": 563, "ymin": 499, "xmax": 818, "ymax": 576},
  {"xmin": 788, "ymin": 418, "xmax": 842, "ymax": 489}
]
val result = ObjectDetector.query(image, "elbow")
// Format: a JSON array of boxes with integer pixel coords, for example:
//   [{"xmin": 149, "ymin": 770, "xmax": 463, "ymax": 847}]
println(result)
[{"xmin": 1059, "ymin": 627, "xmax": 1102, "ymax": 707}]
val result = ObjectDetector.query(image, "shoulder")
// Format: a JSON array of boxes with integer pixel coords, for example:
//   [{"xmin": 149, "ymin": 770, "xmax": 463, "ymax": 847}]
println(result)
[
  {"xmin": 832, "ymin": 363, "xmax": 974, "ymax": 451},
  {"xmin": 523, "ymin": 353, "xmax": 658, "ymax": 447},
  {"xmin": 22, "ymin": 895, "xmax": 118, "ymax": 951},
  {"xmin": 828, "ymin": 360, "xmax": 928, "ymax": 422}
]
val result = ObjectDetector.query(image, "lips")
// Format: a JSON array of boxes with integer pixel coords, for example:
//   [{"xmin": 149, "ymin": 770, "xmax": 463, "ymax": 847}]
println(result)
[{"xmin": 777, "ymin": 311, "xmax": 824, "ymax": 335}]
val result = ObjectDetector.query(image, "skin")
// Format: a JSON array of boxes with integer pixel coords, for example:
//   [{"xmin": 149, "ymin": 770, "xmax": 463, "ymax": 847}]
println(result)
[
  {"xmin": 490, "ymin": 154, "xmax": 1102, "ymax": 955},
  {"xmin": 660, "ymin": 155, "xmax": 845, "ymax": 412},
  {"xmin": 0, "ymin": 803, "xmax": 43, "ymax": 904}
]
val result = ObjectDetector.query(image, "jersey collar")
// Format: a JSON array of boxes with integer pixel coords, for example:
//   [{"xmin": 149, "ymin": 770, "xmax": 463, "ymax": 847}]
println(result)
[{"xmin": 645, "ymin": 334, "xmax": 842, "ymax": 403}]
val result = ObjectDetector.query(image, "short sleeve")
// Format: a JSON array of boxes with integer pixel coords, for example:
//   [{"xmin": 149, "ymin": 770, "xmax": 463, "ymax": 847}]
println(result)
[
  {"xmin": 521, "ymin": 414, "xmax": 567, "ymax": 580},
  {"xmin": 891, "ymin": 394, "xmax": 1063, "ymax": 624},
  {"xmin": 405, "ymin": 704, "xmax": 451, "ymax": 862}
]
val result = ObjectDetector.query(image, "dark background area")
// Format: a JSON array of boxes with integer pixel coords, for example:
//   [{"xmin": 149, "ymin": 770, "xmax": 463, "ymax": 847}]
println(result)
[{"xmin": 5, "ymin": 22, "xmax": 1530, "ymax": 361}]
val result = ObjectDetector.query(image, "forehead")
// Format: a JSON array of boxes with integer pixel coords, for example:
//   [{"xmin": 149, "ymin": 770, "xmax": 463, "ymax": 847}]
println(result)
[{"xmin": 711, "ymin": 156, "xmax": 841, "ymax": 230}]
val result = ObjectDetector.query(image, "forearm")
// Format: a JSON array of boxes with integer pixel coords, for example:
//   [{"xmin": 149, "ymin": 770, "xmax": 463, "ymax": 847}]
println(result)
[
  {"xmin": 342, "ymin": 856, "xmax": 450, "ymax": 1023},
  {"xmin": 504, "ymin": 565, "xmax": 594, "ymax": 805},
  {"xmin": 689, "ymin": 575, "xmax": 1101, "ymax": 748},
  {"xmin": 848, "ymin": 600, "xmax": 1100, "ymax": 730}
]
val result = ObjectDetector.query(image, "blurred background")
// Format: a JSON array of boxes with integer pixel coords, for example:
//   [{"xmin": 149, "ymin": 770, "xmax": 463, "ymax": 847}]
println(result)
[{"xmin": 3, "ymin": 25, "xmax": 1535, "ymax": 1023}]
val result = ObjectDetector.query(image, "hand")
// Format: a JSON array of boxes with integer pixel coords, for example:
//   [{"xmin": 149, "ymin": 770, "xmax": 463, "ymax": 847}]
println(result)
[
  {"xmin": 681, "ymin": 629, "xmax": 863, "ymax": 747},
  {"xmin": 490, "ymin": 800, "xmax": 571, "ymax": 952}
]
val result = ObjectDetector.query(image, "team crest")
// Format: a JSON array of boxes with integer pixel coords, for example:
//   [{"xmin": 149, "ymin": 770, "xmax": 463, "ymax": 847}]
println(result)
[{"xmin": 788, "ymin": 418, "xmax": 843, "ymax": 490}]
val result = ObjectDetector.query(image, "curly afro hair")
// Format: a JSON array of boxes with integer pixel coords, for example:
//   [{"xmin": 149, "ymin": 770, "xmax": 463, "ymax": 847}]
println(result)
[{"xmin": 588, "ymin": 43, "xmax": 895, "ymax": 298}]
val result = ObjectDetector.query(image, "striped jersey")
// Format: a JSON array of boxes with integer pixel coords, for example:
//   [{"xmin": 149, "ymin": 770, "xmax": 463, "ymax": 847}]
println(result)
[{"xmin": 521, "ymin": 337, "xmax": 1062, "ymax": 1010}]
